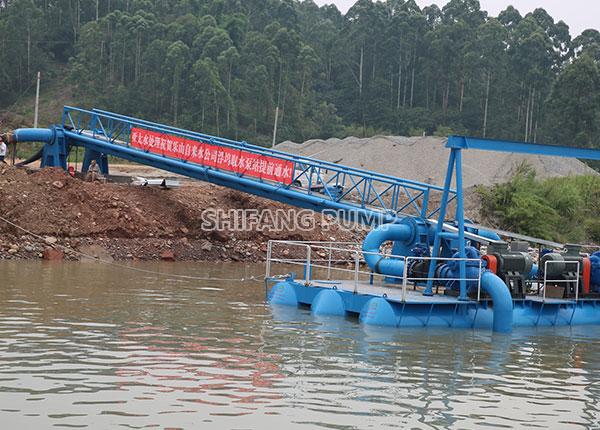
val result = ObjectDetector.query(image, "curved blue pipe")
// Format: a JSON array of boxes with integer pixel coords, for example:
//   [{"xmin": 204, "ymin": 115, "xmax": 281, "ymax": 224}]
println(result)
[
  {"xmin": 13, "ymin": 128, "xmax": 55, "ymax": 143},
  {"xmin": 480, "ymin": 271, "xmax": 513, "ymax": 333},
  {"xmin": 362, "ymin": 222, "xmax": 414, "ymax": 278}
]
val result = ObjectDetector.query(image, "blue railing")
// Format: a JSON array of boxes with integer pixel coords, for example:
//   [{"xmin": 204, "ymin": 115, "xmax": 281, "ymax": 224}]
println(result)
[{"xmin": 62, "ymin": 106, "xmax": 456, "ymax": 222}]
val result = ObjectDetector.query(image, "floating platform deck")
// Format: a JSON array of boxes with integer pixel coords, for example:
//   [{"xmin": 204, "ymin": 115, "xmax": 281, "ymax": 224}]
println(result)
[{"xmin": 268, "ymin": 279, "xmax": 600, "ymax": 330}]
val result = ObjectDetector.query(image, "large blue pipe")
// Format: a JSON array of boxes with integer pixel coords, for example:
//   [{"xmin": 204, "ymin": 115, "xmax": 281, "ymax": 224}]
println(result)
[
  {"xmin": 480, "ymin": 271, "xmax": 513, "ymax": 333},
  {"xmin": 12, "ymin": 128, "xmax": 55, "ymax": 143},
  {"xmin": 362, "ymin": 222, "xmax": 414, "ymax": 278}
]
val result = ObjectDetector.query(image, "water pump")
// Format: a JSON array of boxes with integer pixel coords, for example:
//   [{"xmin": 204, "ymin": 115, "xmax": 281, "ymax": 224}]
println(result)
[
  {"xmin": 482, "ymin": 241, "xmax": 533, "ymax": 299},
  {"xmin": 538, "ymin": 245, "xmax": 592, "ymax": 299}
]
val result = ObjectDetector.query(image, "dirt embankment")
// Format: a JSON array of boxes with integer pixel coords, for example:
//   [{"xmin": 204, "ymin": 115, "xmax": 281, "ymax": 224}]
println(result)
[{"xmin": 0, "ymin": 167, "xmax": 357, "ymax": 262}]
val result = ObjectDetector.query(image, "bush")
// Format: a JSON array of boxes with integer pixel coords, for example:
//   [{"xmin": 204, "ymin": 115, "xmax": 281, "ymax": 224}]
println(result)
[
  {"xmin": 434, "ymin": 125, "xmax": 455, "ymax": 137},
  {"xmin": 408, "ymin": 127, "xmax": 426, "ymax": 137},
  {"xmin": 478, "ymin": 165, "xmax": 600, "ymax": 244}
]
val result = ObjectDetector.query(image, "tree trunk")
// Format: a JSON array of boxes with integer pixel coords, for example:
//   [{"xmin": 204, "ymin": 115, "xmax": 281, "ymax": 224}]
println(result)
[
  {"xmin": 227, "ymin": 61, "xmax": 233, "ymax": 130},
  {"xmin": 425, "ymin": 76, "xmax": 430, "ymax": 110},
  {"xmin": 173, "ymin": 92, "xmax": 178, "ymax": 126},
  {"xmin": 443, "ymin": 80, "xmax": 450, "ymax": 116},
  {"xmin": 121, "ymin": 39, "xmax": 126, "ymax": 84},
  {"xmin": 359, "ymin": 45, "xmax": 364, "ymax": 97},
  {"xmin": 372, "ymin": 44, "xmax": 376, "ymax": 80},
  {"xmin": 517, "ymin": 81, "xmax": 523, "ymax": 125},
  {"xmin": 459, "ymin": 76, "xmax": 465, "ymax": 113},
  {"xmin": 135, "ymin": 33, "xmax": 141, "ymax": 82},
  {"xmin": 389, "ymin": 66, "xmax": 393, "ymax": 106},
  {"xmin": 524, "ymin": 86, "xmax": 532, "ymax": 142},
  {"xmin": 100, "ymin": 40, "xmax": 104, "ymax": 78},
  {"xmin": 214, "ymin": 88, "xmax": 220, "ymax": 135},
  {"xmin": 396, "ymin": 53, "xmax": 402, "ymax": 110},
  {"xmin": 529, "ymin": 86, "xmax": 536, "ymax": 141},
  {"xmin": 410, "ymin": 61, "xmax": 416, "ymax": 108},
  {"xmin": 482, "ymin": 70, "xmax": 491, "ymax": 138},
  {"xmin": 402, "ymin": 65, "xmax": 408, "ymax": 108},
  {"xmin": 27, "ymin": 23, "xmax": 31, "ymax": 77}
]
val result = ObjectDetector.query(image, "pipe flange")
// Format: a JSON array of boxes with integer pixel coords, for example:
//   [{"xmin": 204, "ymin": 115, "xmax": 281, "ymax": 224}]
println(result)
[{"xmin": 1, "ymin": 132, "xmax": 15, "ymax": 144}]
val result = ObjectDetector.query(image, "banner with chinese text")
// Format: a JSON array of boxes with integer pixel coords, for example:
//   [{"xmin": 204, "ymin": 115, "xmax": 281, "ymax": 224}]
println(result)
[{"xmin": 130, "ymin": 127, "xmax": 294, "ymax": 185}]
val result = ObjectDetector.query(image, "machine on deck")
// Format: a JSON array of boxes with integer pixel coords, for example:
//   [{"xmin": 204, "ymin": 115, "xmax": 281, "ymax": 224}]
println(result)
[{"xmin": 4, "ymin": 106, "xmax": 600, "ymax": 333}]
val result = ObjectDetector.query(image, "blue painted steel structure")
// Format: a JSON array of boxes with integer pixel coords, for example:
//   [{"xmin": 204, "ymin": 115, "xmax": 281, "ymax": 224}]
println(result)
[
  {"xmin": 8, "ymin": 106, "xmax": 600, "ymax": 333},
  {"xmin": 57, "ymin": 106, "xmax": 450, "ymax": 224},
  {"xmin": 426, "ymin": 135, "xmax": 600, "ymax": 305},
  {"xmin": 447, "ymin": 135, "xmax": 600, "ymax": 160}
]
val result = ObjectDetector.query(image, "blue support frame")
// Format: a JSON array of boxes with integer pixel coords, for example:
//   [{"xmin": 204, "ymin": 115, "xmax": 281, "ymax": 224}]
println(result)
[
  {"xmin": 427, "ymin": 134, "xmax": 600, "ymax": 300},
  {"xmin": 59, "ymin": 106, "xmax": 456, "ymax": 225},
  {"xmin": 447, "ymin": 135, "xmax": 600, "ymax": 160},
  {"xmin": 39, "ymin": 128, "xmax": 68, "ymax": 171}
]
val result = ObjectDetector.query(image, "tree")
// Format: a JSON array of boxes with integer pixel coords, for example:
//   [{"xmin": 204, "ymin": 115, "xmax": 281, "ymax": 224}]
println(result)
[
  {"xmin": 476, "ymin": 18, "xmax": 507, "ymax": 137},
  {"xmin": 572, "ymin": 29, "xmax": 600, "ymax": 61},
  {"xmin": 193, "ymin": 58, "xmax": 226, "ymax": 134},
  {"xmin": 0, "ymin": 0, "xmax": 596, "ymax": 147},
  {"xmin": 544, "ymin": 55, "xmax": 600, "ymax": 147},
  {"xmin": 166, "ymin": 41, "xmax": 190, "ymax": 125}
]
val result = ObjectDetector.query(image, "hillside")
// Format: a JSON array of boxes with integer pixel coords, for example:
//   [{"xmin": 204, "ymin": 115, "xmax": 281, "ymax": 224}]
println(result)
[{"xmin": 2, "ymin": 1, "xmax": 600, "ymax": 148}]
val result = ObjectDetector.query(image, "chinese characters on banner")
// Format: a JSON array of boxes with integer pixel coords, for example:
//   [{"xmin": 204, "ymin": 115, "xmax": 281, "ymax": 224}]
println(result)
[{"xmin": 130, "ymin": 127, "xmax": 294, "ymax": 185}]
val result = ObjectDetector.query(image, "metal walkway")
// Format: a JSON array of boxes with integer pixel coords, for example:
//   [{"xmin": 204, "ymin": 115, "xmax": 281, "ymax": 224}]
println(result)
[{"xmin": 62, "ymin": 106, "xmax": 453, "ymax": 225}]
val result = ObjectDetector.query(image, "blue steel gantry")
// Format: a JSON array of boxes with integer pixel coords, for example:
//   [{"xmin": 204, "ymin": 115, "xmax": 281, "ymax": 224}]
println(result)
[{"xmin": 428, "ymin": 136, "xmax": 600, "ymax": 302}]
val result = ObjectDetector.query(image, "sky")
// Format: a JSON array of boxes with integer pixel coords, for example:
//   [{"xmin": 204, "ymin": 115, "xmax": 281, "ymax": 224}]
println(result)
[{"xmin": 313, "ymin": 0, "xmax": 599, "ymax": 36}]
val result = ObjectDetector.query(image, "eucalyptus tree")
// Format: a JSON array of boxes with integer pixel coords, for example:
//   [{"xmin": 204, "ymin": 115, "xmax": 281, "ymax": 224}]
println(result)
[
  {"xmin": 475, "ymin": 18, "xmax": 508, "ymax": 137},
  {"xmin": 545, "ymin": 55, "xmax": 600, "ymax": 147},
  {"xmin": 572, "ymin": 30, "xmax": 600, "ymax": 61},
  {"xmin": 166, "ymin": 40, "xmax": 190, "ymax": 125}
]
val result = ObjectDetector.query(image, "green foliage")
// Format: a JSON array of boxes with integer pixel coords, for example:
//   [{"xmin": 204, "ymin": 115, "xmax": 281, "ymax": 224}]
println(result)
[
  {"xmin": 543, "ymin": 55, "xmax": 600, "ymax": 147},
  {"xmin": 434, "ymin": 125, "xmax": 455, "ymax": 137},
  {"xmin": 409, "ymin": 128, "xmax": 425, "ymax": 137},
  {"xmin": 0, "ymin": 0, "xmax": 599, "ymax": 148},
  {"xmin": 479, "ymin": 164, "xmax": 600, "ymax": 243}
]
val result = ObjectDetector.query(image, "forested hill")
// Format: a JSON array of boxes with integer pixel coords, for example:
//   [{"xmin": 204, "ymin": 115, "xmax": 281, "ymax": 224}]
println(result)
[{"xmin": 1, "ymin": 0, "xmax": 600, "ymax": 148}]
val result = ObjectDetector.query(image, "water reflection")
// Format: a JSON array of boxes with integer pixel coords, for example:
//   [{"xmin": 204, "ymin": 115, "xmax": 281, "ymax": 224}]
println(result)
[{"xmin": 0, "ymin": 261, "xmax": 599, "ymax": 429}]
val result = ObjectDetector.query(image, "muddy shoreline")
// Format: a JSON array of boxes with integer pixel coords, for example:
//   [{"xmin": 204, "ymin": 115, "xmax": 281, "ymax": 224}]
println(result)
[{"xmin": 0, "ymin": 166, "xmax": 358, "ymax": 262}]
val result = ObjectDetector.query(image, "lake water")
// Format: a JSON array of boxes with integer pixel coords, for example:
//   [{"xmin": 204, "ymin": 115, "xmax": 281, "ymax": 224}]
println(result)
[{"xmin": 1, "ymin": 261, "xmax": 599, "ymax": 429}]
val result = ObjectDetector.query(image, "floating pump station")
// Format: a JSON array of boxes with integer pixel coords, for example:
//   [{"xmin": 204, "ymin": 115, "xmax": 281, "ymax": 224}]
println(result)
[{"xmin": 4, "ymin": 106, "xmax": 600, "ymax": 334}]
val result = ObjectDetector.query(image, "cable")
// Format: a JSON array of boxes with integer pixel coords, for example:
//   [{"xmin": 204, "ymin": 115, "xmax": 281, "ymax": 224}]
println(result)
[{"xmin": 0, "ymin": 214, "xmax": 262, "ymax": 283}]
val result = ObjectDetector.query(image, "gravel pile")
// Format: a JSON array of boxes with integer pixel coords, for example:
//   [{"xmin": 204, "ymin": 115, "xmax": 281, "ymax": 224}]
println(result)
[{"xmin": 278, "ymin": 136, "xmax": 597, "ymax": 187}]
